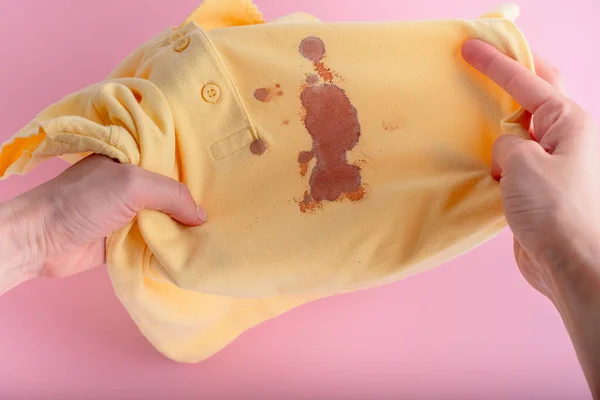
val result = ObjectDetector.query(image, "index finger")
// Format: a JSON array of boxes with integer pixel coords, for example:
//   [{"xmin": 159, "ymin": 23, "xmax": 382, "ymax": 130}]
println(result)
[{"xmin": 461, "ymin": 39, "xmax": 559, "ymax": 113}]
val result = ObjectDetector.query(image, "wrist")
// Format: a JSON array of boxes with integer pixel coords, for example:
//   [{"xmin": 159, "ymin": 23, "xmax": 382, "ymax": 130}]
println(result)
[
  {"xmin": 538, "ymin": 223, "xmax": 600, "ymax": 304},
  {"xmin": 541, "ymin": 237, "xmax": 600, "ymax": 398}
]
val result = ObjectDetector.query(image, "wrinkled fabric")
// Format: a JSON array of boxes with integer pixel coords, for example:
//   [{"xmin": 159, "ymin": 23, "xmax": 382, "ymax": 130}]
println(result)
[{"xmin": 0, "ymin": 0, "xmax": 533, "ymax": 362}]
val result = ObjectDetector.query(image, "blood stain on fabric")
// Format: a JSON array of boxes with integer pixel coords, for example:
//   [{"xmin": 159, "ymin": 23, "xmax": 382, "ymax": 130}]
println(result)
[
  {"xmin": 342, "ymin": 185, "xmax": 367, "ymax": 201},
  {"xmin": 299, "ymin": 37, "xmax": 334, "ymax": 82},
  {"xmin": 299, "ymin": 162, "xmax": 309, "ymax": 177},
  {"xmin": 300, "ymin": 85, "xmax": 361, "ymax": 201},
  {"xmin": 299, "ymin": 37, "xmax": 325, "ymax": 62},
  {"xmin": 250, "ymin": 138, "xmax": 267, "ymax": 155},
  {"xmin": 253, "ymin": 84, "xmax": 283, "ymax": 102},
  {"xmin": 296, "ymin": 36, "xmax": 365, "ymax": 212},
  {"xmin": 382, "ymin": 117, "xmax": 404, "ymax": 131},
  {"xmin": 298, "ymin": 191, "xmax": 322, "ymax": 213},
  {"xmin": 355, "ymin": 158, "xmax": 368, "ymax": 168},
  {"xmin": 314, "ymin": 63, "xmax": 334, "ymax": 82},
  {"xmin": 298, "ymin": 151, "xmax": 314, "ymax": 164},
  {"xmin": 298, "ymin": 151, "xmax": 314, "ymax": 177},
  {"xmin": 306, "ymin": 74, "xmax": 319, "ymax": 86}
]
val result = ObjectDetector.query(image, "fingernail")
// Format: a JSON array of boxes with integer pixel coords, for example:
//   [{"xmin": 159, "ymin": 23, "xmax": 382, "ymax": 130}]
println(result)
[{"xmin": 196, "ymin": 205, "xmax": 207, "ymax": 222}]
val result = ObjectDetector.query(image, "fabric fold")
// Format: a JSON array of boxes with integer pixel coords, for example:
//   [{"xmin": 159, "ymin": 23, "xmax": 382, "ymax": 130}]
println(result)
[{"xmin": 0, "ymin": 1, "xmax": 534, "ymax": 362}]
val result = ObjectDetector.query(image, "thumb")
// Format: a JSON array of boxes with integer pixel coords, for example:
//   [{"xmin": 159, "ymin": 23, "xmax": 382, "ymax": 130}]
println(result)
[
  {"xmin": 129, "ymin": 168, "xmax": 207, "ymax": 226},
  {"xmin": 492, "ymin": 135, "xmax": 546, "ymax": 180}
]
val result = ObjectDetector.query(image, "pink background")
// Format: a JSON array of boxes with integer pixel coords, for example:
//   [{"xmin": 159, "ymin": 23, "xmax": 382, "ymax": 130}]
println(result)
[{"xmin": 0, "ymin": 0, "xmax": 598, "ymax": 398}]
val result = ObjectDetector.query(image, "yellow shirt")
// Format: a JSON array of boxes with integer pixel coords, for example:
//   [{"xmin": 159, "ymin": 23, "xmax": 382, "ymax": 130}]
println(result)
[{"xmin": 0, "ymin": 0, "xmax": 533, "ymax": 362}]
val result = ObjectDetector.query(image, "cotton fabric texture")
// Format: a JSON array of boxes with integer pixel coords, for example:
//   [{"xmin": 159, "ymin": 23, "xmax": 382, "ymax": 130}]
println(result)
[{"xmin": 0, "ymin": 0, "xmax": 533, "ymax": 362}]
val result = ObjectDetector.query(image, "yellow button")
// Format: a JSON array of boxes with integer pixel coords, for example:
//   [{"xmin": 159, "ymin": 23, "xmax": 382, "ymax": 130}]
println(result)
[
  {"xmin": 169, "ymin": 32, "xmax": 183, "ymax": 44},
  {"xmin": 202, "ymin": 83, "xmax": 221, "ymax": 103},
  {"xmin": 174, "ymin": 36, "xmax": 190, "ymax": 52}
]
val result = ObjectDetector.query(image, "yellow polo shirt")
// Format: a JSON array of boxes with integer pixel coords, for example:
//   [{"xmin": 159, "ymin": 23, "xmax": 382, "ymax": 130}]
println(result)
[{"xmin": 0, "ymin": 0, "xmax": 533, "ymax": 362}]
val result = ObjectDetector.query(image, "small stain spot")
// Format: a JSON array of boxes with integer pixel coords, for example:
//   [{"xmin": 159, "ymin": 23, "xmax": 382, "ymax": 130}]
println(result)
[
  {"xmin": 298, "ymin": 151, "xmax": 314, "ymax": 164},
  {"xmin": 299, "ymin": 191, "xmax": 322, "ymax": 213},
  {"xmin": 298, "ymin": 151, "xmax": 313, "ymax": 177},
  {"xmin": 382, "ymin": 117, "xmax": 404, "ymax": 131},
  {"xmin": 299, "ymin": 36, "xmax": 335, "ymax": 82},
  {"xmin": 340, "ymin": 186, "xmax": 366, "ymax": 202},
  {"xmin": 306, "ymin": 74, "xmax": 319, "ymax": 86},
  {"xmin": 355, "ymin": 158, "xmax": 368, "ymax": 168},
  {"xmin": 253, "ymin": 86, "xmax": 284, "ymax": 103},
  {"xmin": 254, "ymin": 88, "xmax": 269, "ymax": 102},
  {"xmin": 282, "ymin": 119, "xmax": 290, "ymax": 125},
  {"xmin": 250, "ymin": 138, "xmax": 267, "ymax": 155},
  {"xmin": 314, "ymin": 62, "xmax": 334, "ymax": 82},
  {"xmin": 299, "ymin": 162, "xmax": 309, "ymax": 177},
  {"xmin": 299, "ymin": 37, "xmax": 326, "ymax": 63}
]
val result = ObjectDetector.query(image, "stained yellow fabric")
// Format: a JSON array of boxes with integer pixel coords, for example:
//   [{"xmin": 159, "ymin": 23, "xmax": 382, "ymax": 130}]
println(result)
[{"xmin": 0, "ymin": 1, "xmax": 533, "ymax": 362}]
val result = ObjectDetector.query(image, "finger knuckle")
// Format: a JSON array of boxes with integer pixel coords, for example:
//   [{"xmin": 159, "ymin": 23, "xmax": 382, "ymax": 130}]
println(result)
[
  {"xmin": 556, "ymin": 100, "xmax": 575, "ymax": 118},
  {"xmin": 522, "ymin": 142, "xmax": 543, "ymax": 162},
  {"xmin": 541, "ymin": 99, "xmax": 576, "ymax": 129},
  {"xmin": 481, "ymin": 52, "xmax": 500, "ymax": 76},
  {"xmin": 504, "ymin": 140, "xmax": 539, "ymax": 167},
  {"xmin": 509, "ymin": 142, "xmax": 532, "ymax": 159},
  {"xmin": 504, "ymin": 72, "xmax": 526, "ymax": 94}
]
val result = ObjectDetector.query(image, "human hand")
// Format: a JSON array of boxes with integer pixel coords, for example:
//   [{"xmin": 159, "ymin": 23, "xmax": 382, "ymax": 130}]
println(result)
[
  {"xmin": 1, "ymin": 155, "xmax": 206, "ymax": 281},
  {"xmin": 461, "ymin": 40, "xmax": 600, "ymax": 302},
  {"xmin": 462, "ymin": 40, "xmax": 600, "ymax": 396}
]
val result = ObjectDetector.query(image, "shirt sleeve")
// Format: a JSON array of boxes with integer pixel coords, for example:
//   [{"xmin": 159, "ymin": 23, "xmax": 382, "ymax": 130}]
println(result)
[
  {"xmin": 0, "ymin": 22, "xmax": 180, "ymax": 180},
  {"xmin": 0, "ymin": 76, "xmax": 179, "ymax": 179}
]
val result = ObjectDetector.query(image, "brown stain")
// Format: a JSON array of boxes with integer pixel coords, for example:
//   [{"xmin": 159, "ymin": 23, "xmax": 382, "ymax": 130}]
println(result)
[
  {"xmin": 382, "ymin": 117, "xmax": 404, "ymax": 132},
  {"xmin": 250, "ymin": 138, "xmax": 267, "ymax": 155},
  {"xmin": 298, "ymin": 151, "xmax": 314, "ymax": 164},
  {"xmin": 341, "ymin": 186, "xmax": 365, "ymax": 202},
  {"xmin": 299, "ymin": 37, "xmax": 325, "ymax": 62},
  {"xmin": 299, "ymin": 37, "xmax": 335, "ymax": 83},
  {"xmin": 296, "ymin": 36, "xmax": 366, "ymax": 212},
  {"xmin": 299, "ymin": 162, "xmax": 309, "ymax": 177},
  {"xmin": 282, "ymin": 119, "xmax": 290, "ymax": 125},
  {"xmin": 314, "ymin": 62, "xmax": 334, "ymax": 82},
  {"xmin": 298, "ymin": 191, "xmax": 323, "ymax": 213},
  {"xmin": 298, "ymin": 151, "xmax": 313, "ymax": 177},
  {"xmin": 299, "ymin": 82, "xmax": 362, "ymax": 202},
  {"xmin": 253, "ymin": 84, "xmax": 283, "ymax": 103},
  {"xmin": 306, "ymin": 74, "xmax": 319, "ymax": 86},
  {"xmin": 354, "ymin": 158, "xmax": 368, "ymax": 168}
]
